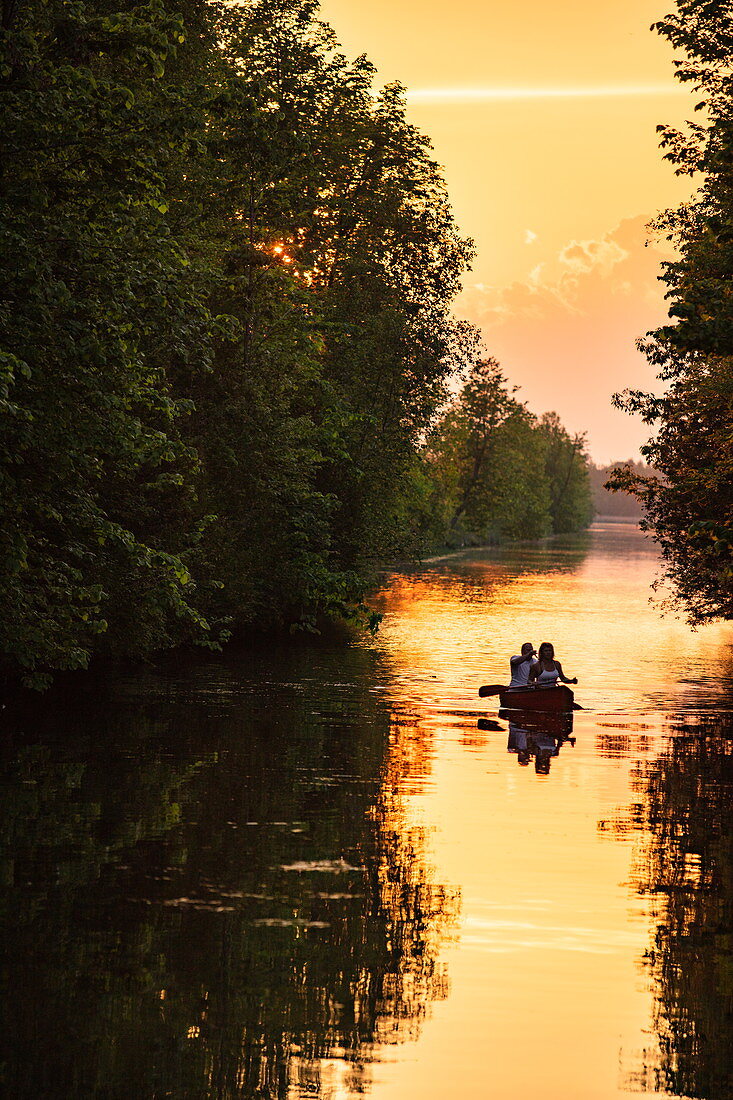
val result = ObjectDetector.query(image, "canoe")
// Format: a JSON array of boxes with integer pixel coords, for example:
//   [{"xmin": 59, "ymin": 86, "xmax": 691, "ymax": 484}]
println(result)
[{"xmin": 498, "ymin": 684, "xmax": 575, "ymax": 712}]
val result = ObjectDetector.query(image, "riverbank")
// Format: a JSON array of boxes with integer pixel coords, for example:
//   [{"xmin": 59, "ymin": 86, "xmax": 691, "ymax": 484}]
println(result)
[
  {"xmin": 3, "ymin": 521, "xmax": 606, "ymax": 695},
  {"xmin": 415, "ymin": 521, "xmax": 600, "ymax": 565}
]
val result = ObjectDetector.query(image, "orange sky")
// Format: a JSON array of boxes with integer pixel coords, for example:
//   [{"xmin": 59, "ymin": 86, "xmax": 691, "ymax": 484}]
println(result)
[{"xmin": 319, "ymin": 0, "xmax": 698, "ymax": 463}]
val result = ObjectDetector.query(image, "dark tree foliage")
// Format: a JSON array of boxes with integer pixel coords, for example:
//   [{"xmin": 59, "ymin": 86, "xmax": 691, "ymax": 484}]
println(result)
[
  {"xmin": 187, "ymin": 0, "xmax": 475, "ymax": 628},
  {"xmin": 0, "ymin": 0, "xmax": 595, "ymax": 686},
  {"xmin": 610, "ymin": 0, "xmax": 733, "ymax": 622},
  {"xmin": 0, "ymin": 0, "xmax": 473, "ymax": 684}
]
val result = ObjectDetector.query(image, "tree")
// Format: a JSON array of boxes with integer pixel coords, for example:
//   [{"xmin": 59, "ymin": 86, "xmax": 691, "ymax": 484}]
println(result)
[
  {"xmin": 538, "ymin": 413, "xmax": 593, "ymax": 534},
  {"xmin": 418, "ymin": 357, "xmax": 591, "ymax": 548},
  {"xmin": 0, "ymin": 0, "xmax": 219, "ymax": 684},
  {"xmin": 183, "ymin": 0, "xmax": 475, "ymax": 629},
  {"xmin": 611, "ymin": 0, "xmax": 733, "ymax": 622},
  {"xmin": 444, "ymin": 358, "xmax": 525, "ymax": 534},
  {"xmin": 588, "ymin": 460, "xmax": 656, "ymax": 519},
  {"xmin": 0, "ymin": 0, "xmax": 476, "ymax": 683}
]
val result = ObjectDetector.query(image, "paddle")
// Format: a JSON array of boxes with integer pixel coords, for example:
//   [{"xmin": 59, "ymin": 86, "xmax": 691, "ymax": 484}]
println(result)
[{"xmin": 479, "ymin": 683, "xmax": 568, "ymax": 696}]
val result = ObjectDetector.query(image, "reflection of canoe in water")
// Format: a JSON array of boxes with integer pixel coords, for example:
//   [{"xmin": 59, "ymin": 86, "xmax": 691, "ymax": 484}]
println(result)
[
  {"xmin": 499, "ymin": 685, "xmax": 575, "ymax": 712},
  {"xmin": 498, "ymin": 707, "xmax": 574, "ymax": 738}
]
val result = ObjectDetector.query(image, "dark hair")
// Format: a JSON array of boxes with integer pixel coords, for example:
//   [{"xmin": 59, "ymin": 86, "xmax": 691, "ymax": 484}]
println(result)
[{"xmin": 538, "ymin": 642, "xmax": 555, "ymax": 661}]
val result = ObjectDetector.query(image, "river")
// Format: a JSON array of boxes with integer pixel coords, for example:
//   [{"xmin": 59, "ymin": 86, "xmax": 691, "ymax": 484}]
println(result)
[{"xmin": 2, "ymin": 521, "xmax": 732, "ymax": 1098}]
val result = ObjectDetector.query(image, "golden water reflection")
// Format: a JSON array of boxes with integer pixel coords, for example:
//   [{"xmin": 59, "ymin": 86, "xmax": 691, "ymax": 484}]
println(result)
[
  {"xmin": 3, "ymin": 523, "xmax": 733, "ymax": 1098},
  {"xmin": 355, "ymin": 522, "xmax": 733, "ymax": 1100}
]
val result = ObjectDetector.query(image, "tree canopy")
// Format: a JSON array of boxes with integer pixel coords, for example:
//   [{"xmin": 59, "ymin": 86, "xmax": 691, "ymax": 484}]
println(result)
[
  {"xmin": 610, "ymin": 0, "xmax": 733, "ymax": 622},
  {"xmin": 416, "ymin": 359, "xmax": 592, "ymax": 549},
  {"xmin": 0, "ymin": 0, "xmax": 593, "ymax": 686}
]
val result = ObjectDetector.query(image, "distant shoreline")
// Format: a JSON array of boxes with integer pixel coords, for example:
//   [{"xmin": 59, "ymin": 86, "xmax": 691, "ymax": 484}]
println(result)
[{"xmin": 417, "ymin": 517, "xmax": 640, "ymax": 565}]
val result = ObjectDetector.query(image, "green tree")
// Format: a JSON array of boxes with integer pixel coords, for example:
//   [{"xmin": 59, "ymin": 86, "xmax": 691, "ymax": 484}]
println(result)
[
  {"xmin": 0, "ymin": 0, "xmax": 475, "ymax": 682},
  {"xmin": 611, "ymin": 0, "xmax": 733, "ymax": 622},
  {"xmin": 538, "ymin": 412, "xmax": 593, "ymax": 534},
  {"xmin": 419, "ymin": 357, "xmax": 591, "ymax": 548},
  {"xmin": 176, "ymin": 0, "xmax": 474, "ymax": 630},
  {"xmin": 442, "ymin": 358, "xmax": 525, "ymax": 537},
  {"xmin": 0, "ymin": 0, "xmax": 220, "ymax": 685}
]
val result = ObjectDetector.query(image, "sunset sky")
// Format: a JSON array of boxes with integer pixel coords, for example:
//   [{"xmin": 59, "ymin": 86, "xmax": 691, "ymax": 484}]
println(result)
[{"xmin": 319, "ymin": 0, "xmax": 698, "ymax": 463}]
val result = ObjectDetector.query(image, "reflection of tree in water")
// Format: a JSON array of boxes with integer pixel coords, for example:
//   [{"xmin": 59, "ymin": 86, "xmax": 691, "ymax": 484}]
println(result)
[
  {"xmin": 620, "ymin": 717, "xmax": 733, "ymax": 1099},
  {"xmin": 0, "ymin": 647, "xmax": 458, "ymax": 1098},
  {"xmin": 376, "ymin": 529, "xmax": 592, "ymax": 611}
]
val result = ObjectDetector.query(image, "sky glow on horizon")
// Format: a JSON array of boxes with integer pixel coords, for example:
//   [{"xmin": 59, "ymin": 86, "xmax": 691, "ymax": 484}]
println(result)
[
  {"xmin": 320, "ymin": 0, "xmax": 696, "ymax": 462},
  {"xmin": 407, "ymin": 84, "xmax": 686, "ymax": 102}
]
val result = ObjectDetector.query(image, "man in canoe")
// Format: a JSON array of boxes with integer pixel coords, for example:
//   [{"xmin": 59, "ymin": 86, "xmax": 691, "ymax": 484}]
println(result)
[
  {"xmin": 528, "ymin": 642, "xmax": 578, "ymax": 687},
  {"xmin": 509, "ymin": 642, "xmax": 539, "ymax": 687}
]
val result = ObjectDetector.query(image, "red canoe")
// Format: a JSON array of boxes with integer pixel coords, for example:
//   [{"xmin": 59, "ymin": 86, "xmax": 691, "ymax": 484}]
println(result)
[{"xmin": 498, "ymin": 685, "xmax": 575, "ymax": 712}]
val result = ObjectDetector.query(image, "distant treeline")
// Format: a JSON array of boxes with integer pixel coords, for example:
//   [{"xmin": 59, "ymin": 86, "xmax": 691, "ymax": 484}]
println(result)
[
  {"xmin": 0, "ymin": 0, "xmax": 591, "ymax": 686},
  {"xmin": 589, "ymin": 460, "xmax": 656, "ymax": 520}
]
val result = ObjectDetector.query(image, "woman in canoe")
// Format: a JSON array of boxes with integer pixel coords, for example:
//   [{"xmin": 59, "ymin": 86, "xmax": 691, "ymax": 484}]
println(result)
[{"xmin": 528, "ymin": 642, "xmax": 578, "ymax": 687}]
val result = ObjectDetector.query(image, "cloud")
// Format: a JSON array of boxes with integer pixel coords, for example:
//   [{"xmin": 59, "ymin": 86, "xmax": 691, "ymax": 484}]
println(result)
[
  {"xmin": 455, "ymin": 216, "xmax": 675, "ymax": 463},
  {"xmin": 524, "ymin": 229, "xmax": 538, "ymax": 245},
  {"xmin": 558, "ymin": 236, "xmax": 628, "ymax": 274},
  {"xmin": 461, "ymin": 216, "xmax": 669, "ymax": 324}
]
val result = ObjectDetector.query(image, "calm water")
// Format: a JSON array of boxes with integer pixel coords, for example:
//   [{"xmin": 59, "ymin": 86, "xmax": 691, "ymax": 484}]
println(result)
[{"xmin": 2, "ymin": 522, "xmax": 733, "ymax": 1099}]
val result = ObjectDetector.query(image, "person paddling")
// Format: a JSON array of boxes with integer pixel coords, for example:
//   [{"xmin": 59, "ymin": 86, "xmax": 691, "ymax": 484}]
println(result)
[
  {"xmin": 509, "ymin": 642, "xmax": 538, "ymax": 688},
  {"xmin": 528, "ymin": 642, "xmax": 577, "ymax": 687}
]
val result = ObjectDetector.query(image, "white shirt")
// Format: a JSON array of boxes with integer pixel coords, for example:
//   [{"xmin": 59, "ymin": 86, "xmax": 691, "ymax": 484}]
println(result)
[{"xmin": 509, "ymin": 656, "xmax": 539, "ymax": 687}]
